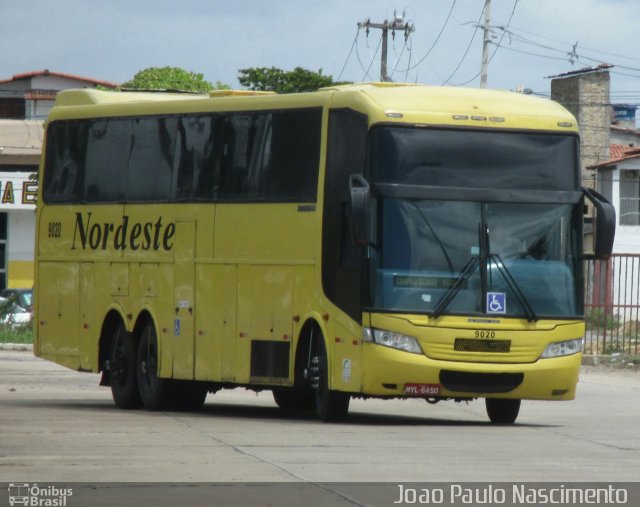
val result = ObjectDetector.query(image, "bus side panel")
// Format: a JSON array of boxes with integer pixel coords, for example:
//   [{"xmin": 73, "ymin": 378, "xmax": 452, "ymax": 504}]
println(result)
[
  {"xmin": 37, "ymin": 261, "xmax": 80, "ymax": 369},
  {"xmin": 173, "ymin": 220, "xmax": 196, "ymax": 380},
  {"xmin": 327, "ymin": 311, "xmax": 363, "ymax": 393},
  {"xmin": 154, "ymin": 263, "xmax": 176, "ymax": 380},
  {"xmin": 214, "ymin": 202, "xmax": 318, "ymax": 386},
  {"xmin": 194, "ymin": 264, "xmax": 236, "ymax": 382},
  {"xmin": 236, "ymin": 265, "xmax": 294, "ymax": 385},
  {"xmin": 78, "ymin": 262, "xmax": 96, "ymax": 371}
]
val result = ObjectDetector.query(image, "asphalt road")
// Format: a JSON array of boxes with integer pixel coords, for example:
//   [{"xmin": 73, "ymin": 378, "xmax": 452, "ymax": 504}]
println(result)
[{"xmin": 1, "ymin": 349, "xmax": 639, "ymax": 483}]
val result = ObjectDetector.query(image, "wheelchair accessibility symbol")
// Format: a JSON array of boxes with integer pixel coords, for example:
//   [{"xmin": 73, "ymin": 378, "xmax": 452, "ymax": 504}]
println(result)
[{"xmin": 487, "ymin": 292, "xmax": 506, "ymax": 314}]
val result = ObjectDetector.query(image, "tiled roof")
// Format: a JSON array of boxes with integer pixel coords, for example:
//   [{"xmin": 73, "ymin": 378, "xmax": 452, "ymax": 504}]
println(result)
[
  {"xmin": 0, "ymin": 69, "xmax": 118, "ymax": 88},
  {"xmin": 611, "ymin": 124, "xmax": 640, "ymax": 136},
  {"xmin": 588, "ymin": 143, "xmax": 640, "ymax": 169}
]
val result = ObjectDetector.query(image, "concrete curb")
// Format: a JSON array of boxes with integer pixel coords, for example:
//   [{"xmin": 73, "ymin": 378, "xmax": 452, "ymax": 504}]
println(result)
[{"xmin": 0, "ymin": 343, "xmax": 33, "ymax": 351}]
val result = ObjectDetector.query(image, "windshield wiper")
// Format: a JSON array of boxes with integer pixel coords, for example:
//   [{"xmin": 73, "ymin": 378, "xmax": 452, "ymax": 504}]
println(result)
[
  {"xmin": 429, "ymin": 222, "xmax": 538, "ymax": 321},
  {"xmin": 431, "ymin": 255, "xmax": 480, "ymax": 319},
  {"xmin": 409, "ymin": 201, "xmax": 455, "ymax": 273},
  {"xmin": 489, "ymin": 254, "xmax": 538, "ymax": 322}
]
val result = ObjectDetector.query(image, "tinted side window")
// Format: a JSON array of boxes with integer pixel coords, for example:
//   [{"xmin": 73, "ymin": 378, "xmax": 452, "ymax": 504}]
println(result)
[
  {"xmin": 126, "ymin": 117, "xmax": 176, "ymax": 202},
  {"xmin": 43, "ymin": 121, "xmax": 87, "ymax": 203},
  {"xmin": 218, "ymin": 114, "xmax": 270, "ymax": 200},
  {"xmin": 84, "ymin": 120, "xmax": 129, "ymax": 202},
  {"xmin": 266, "ymin": 109, "xmax": 321, "ymax": 202},
  {"xmin": 322, "ymin": 108, "xmax": 368, "ymax": 323},
  {"xmin": 174, "ymin": 115, "xmax": 221, "ymax": 201},
  {"xmin": 44, "ymin": 108, "xmax": 323, "ymax": 205}
]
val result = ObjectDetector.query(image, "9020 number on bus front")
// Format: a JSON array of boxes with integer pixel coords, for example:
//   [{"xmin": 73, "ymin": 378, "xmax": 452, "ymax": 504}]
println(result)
[
  {"xmin": 475, "ymin": 330, "xmax": 496, "ymax": 339},
  {"xmin": 48, "ymin": 221, "xmax": 62, "ymax": 238}
]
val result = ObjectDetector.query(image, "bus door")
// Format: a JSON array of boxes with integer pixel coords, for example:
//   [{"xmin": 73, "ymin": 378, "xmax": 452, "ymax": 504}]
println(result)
[{"xmin": 173, "ymin": 220, "xmax": 196, "ymax": 379}]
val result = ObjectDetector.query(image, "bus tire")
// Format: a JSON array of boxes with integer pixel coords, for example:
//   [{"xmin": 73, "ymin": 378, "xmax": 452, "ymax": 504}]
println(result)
[
  {"xmin": 109, "ymin": 321, "xmax": 142, "ymax": 409},
  {"xmin": 485, "ymin": 398, "xmax": 521, "ymax": 424},
  {"xmin": 310, "ymin": 337, "xmax": 350, "ymax": 422},
  {"xmin": 136, "ymin": 322, "xmax": 171, "ymax": 411},
  {"xmin": 273, "ymin": 388, "xmax": 315, "ymax": 411}
]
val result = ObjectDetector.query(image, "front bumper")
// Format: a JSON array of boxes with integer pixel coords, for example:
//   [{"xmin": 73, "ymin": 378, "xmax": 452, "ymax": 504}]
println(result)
[{"xmin": 361, "ymin": 342, "xmax": 581, "ymax": 400}]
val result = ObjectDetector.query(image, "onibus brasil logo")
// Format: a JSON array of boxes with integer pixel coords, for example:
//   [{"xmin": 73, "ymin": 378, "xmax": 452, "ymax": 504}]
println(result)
[{"xmin": 8, "ymin": 483, "xmax": 72, "ymax": 506}]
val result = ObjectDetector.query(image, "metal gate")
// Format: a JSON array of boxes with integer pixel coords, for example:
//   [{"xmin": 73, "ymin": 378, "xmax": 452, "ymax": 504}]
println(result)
[{"xmin": 585, "ymin": 254, "xmax": 640, "ymax": 354}]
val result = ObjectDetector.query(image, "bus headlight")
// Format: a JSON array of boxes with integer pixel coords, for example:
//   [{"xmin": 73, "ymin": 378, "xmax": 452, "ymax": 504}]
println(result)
[
  {"xmin": 540, "ymin": 338, "xmax": 584, "ymax": 358},
  {"xmin": 363, "ymin": 328, "xmax": 423, "ymax": 354}
]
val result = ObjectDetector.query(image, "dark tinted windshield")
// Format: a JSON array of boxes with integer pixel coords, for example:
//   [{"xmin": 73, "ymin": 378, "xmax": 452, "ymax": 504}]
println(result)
[
  {"xmin": 372, "ymin": 198, "xmax": 583, "ymax": 318},
  {"xmin": 370, "ymin": 126, "xmax": 579, "ymax": 191}
]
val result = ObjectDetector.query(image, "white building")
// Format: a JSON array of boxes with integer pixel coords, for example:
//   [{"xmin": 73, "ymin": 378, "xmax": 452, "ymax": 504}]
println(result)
[
  {"xmin": 0, "ymin": 70, "xmax": 117, "ymax": 289},
  {"xmin": 589, "ymin": 106, "xmax": 640, "ymax": 254}
]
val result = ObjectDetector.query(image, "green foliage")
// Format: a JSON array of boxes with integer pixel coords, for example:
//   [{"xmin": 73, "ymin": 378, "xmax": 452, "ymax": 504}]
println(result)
[
  {"xmin": 121, "ymin": 66, "xmax": 229, "ymax": 93},
  {"xmin": 585, "ymin": 308, "xmax": 620, "ymax": 331},
  {"xmin": 0, "ymin": 299, "xmax": 33, "ymax": 343},
  {"xmin": 237, "ymin": 66, "xmax": 344, "ymax": 94},
  {"xmin": 601, "ymin": 342, "xmax": 625, "ymax": 355},
  {"xmin": 0, "ymin": 322, "xmax": 33, "ymax": 344}
]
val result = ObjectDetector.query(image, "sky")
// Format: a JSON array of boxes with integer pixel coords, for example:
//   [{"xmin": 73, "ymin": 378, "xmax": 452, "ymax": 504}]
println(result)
[{"xmin": 2, "ymin": 0, "xmax": 640, "ymax": 105}]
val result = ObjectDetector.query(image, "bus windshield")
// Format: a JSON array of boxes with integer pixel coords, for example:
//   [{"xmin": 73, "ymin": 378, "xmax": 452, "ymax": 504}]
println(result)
[
  {"xmin": 370, "ymin": 126, "xmax": 578, "ymax": 191},
  {"xmin": 368, "ymin": 127, "xmax": 583, "ymax": 319}
]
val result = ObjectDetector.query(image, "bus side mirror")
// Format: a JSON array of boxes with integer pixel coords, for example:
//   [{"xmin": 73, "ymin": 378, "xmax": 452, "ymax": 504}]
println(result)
[
  {"xmin": 349, "ymin": 174, "xmax": 371, "ymax": 246},
  {"xmin": 583, "ymin": 187, "xmax": 616, "ymax": 259}
]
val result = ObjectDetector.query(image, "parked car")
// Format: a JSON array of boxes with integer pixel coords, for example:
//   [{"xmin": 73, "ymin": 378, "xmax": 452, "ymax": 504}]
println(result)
[
  {"xmin": 0, "ymin": 296, "xmax": 32, "ymax": 326},
  {"xmin": 0, "ymin": 288, "xmax": 33, "ymax": 313}
]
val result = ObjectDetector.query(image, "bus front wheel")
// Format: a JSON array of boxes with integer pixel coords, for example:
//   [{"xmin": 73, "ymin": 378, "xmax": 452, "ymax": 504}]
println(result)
[
  {"xmin": 109, "ymin": 321, "xmax": 141, "ymax": 409},
  {"xmin": 136, "ymin": 322, "xmax": 171, "ymax": 411},
  {"xmin": 485, "ymin": 398, "xmax": 521, "ymax": 424},
  {"xmin": 310, "ymin": 338, "xmax": 350, "ymax": 422}
]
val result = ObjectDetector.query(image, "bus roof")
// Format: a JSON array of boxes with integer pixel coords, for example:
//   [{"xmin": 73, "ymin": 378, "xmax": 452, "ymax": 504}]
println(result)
[
  {"xmin": 49, "ymin": 83, "xmax": 578, "ymax": 133},
  {"xmin": 325, "ymin": 83, "xmax": 578, "ymax": 132}
]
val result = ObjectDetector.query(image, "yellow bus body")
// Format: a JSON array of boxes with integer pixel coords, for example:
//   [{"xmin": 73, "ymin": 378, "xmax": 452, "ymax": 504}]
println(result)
[{"xmin": 35, "ymin": 84, "xmax": 585, "ymax": 421}]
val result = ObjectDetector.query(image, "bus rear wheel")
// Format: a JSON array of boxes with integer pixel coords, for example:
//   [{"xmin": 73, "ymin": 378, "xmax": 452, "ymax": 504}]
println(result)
[
  {"xmin": 136, "ymin": 322, "xmax": 172, "ymax": 411},
  {"xmin": 109, "ymin": 321, "xmax": 141, "ymax": 409},
  {"xmin": 310, "ymin": 337, "xmax": 350, "ymax": 422},
  {"xmin": 485, "ymin": 398, "xmax": 521, "ymax": 424}
]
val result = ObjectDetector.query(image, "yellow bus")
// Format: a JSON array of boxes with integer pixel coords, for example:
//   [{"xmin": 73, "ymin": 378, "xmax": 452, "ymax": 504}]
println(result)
[{"xmin": 35, "ymin": 83, "xmax": 615, "ymax": 423}]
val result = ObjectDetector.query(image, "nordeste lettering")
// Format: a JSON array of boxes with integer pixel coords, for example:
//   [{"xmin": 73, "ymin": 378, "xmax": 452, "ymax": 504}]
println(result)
[{"xmin": 72, "ymin": 212, "xmax": 176, "ymax": 251}]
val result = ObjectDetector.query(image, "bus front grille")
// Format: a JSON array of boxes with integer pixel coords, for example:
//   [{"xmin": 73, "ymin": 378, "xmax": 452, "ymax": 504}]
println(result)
[{"xmin": 454, "ymin": 338, "xmax": 511, "ymax": 353}]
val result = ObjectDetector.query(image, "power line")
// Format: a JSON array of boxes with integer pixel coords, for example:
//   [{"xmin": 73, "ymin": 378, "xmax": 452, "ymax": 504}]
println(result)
[
  {"xmin": 494, "ymin": 25, "xmax": 640, "ymax": 79},
  {"xmin": 355, "ymin": 30, "xmax": 376, "ymax": 80},
  {"xmin": 358, "ymin": 15, "xmax": 415, "ymax": 81},
  {"xmin": 441, "ymin": 6, "xmax": 485, "ymax": 85},
  {"xmin": 507, "ymin": 24, "xmax": 640, "ymax": 64},
  {"xmin": 394, "ymin": 0, "xmax": 457, "ymax": 74},
  {"xmin": 337, "ymin": 28, "xmax": 360, "ymax": 82},
  {"xmin": 489, "ymin": 41, "xmax": 575, "ymax": 63},
  {"xmin": 361, "ymin": 33, "xmax": 383, "ymax": 81},
  {"xmin": 452, "ymin": 0, "xmax": 519, "ymax": 87}
]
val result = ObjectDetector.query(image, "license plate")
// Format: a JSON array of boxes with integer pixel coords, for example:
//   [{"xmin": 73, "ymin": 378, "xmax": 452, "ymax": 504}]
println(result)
[{"xmin": 403, "ymin": 383, "xmax": 441, "ymax": 396}]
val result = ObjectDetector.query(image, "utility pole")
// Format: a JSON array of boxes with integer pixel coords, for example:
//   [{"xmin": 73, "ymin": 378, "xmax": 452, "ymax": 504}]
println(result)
[
  {"xmin": 480, "ymin": 0, "xmax": 491, "ymax": 88},
  {"xmin": 358, "ymin": 13, "xmax": 415, "ymax": 82}
]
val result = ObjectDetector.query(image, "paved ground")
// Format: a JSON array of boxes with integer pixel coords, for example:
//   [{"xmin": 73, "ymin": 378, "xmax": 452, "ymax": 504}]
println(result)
[{"xmin": 1, "ymin": 349, "xmax": 639, "ymax": 483}]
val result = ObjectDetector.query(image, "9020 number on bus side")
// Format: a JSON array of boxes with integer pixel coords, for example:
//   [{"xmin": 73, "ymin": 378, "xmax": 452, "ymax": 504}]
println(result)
[{"xmin": 48, "ymin": 221, "xmax": 62, "ymax": 238}]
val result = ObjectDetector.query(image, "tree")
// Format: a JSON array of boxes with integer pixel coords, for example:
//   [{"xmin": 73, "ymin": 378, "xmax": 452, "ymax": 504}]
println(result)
[
  {"xmin": 121, "ymin": 66, "xmax": 229, "ymax": 93},
  {"xmin": 237, "ymin": 66, "xmax": 342, "ymax": 94}
]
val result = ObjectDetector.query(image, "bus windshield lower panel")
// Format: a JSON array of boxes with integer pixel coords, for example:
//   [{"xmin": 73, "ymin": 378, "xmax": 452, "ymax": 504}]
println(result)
[{"xmin": 371, "ymin": 198, "xmax": 583, "ymax": 319}]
